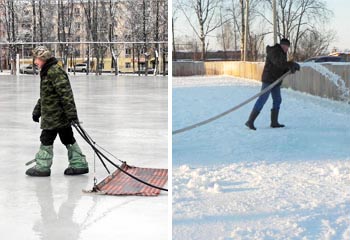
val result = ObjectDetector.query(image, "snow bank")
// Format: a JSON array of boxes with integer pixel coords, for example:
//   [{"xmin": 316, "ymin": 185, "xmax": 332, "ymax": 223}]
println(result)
[{"xmin": 173, "ymin": 161, "xmax": 350, "ymax": 239}]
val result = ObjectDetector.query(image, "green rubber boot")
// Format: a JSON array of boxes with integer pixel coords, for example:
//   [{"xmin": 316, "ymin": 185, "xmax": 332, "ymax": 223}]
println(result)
[
  {"xmin": 64, "ymin": 142, "xmax": 89, "ymax": 175},
  {"xmin": 26, "ymin": 145, "xmax": 53, "ymax": 177}
]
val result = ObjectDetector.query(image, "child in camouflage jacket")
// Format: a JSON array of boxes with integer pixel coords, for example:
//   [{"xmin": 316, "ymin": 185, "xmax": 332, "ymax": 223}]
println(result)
[{"xmin": 26, "ymin": 46, "xmax": 88, "ymax": 177}]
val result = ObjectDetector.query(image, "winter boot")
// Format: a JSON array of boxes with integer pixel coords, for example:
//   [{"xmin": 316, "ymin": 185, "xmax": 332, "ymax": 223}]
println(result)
[
  {"xmin": 270, "ymin": 109, "xmax": 285, "ymax": 128},
  {"xmin": 245, "ymin": 110, "xmax": 260, "ymax": 130},
  {"xmin": 64, "ymin": 142, "xmax": 89, "ymax": 175},
  {"xmin": 26, "ymin": 145, "xmax": 53, "ymax": 177}
]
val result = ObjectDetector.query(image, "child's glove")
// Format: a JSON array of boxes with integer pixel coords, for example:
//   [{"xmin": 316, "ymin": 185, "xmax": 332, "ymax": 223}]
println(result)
[{"xmin": 32, "ymin": 114, "xmax": 40, "ymax": 122}]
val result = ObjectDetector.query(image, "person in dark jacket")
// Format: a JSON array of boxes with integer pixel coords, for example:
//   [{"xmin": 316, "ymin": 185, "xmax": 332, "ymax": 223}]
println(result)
[
  {"xmin": 26, "ymin": 46, "xmax": 89, "ymax": 176},
  {"xmin": 245, "ymin": 38, "xmax": 300, "ymax": 130}
]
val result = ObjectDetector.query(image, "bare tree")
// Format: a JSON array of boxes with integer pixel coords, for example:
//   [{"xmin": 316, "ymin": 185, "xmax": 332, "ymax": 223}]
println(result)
[
  {"xmin": 123, "ymin": 0, "xmax": 153, "ymax": 75},
  {"xmin": 123, "ymin": 1, "xmax": 142, "ymax": 73},
  {"xmin": 248, "ymin": 32, "xmax": 265, "ymax": 60},
  {"xmin": 160, "ymin": 0, "xmax": 168, "ymax": 75},
  {"xmin": 81, "ymin": 0, "xmax": 110, "ymax": 75},
  {"xmin": 240, "ymin": 0, "xmax": 244, "ymax": 60},
  {"xmin": 217, "ymin": 5, "xmax": 228, "ymax": 58},
  {"xmin": 179, "ymin": 0, "xmax": 225, "ymax": 60},
  {"xmin": 216, "ymin": 21, "xmax": 234, "ymax": 57},
  {"xmin": 38, "ymin": 0, "xmax": 43, "ymax": 42},
  {"xmin": 227, "ymin": 0, "xmax": 241, "ymax": 51},
  {"xmin": 153, "ymin": 0, "xmax": 160, "ymax": 74},
  {"xmin": 3, "ymin": 0, "xmax": 18, "ymax": 74},
  {"xmin": 107, "ymin": 0, "xmax": 120, "ymax": 75},
  {"xmin": 0, "ymin": 0, "xmax": 167, "ymax": 75},
  {"xmin": 30, "ymin": 0, "xmax": 55, "ymax": 43},
  {"xmin": 82, "ymin": 0, "xmax": 97, "ymax": 74},
  {"xmin": 260, "ymin": 0, "xmax": 333, "ymax": 60},
  {"xmin": 57, "ymin": 0, "xmax": 74, "ymax": 70},
  {"xmin": 295, "ymin": 29, "xmax": 335, "ymax": 60},
  {"xmin": 172, "ymin": 15, "xmax": 177, "ymax": 61},
  {"xmin": 150, "ymin": 0, "xmax": 167, "ymax": 74},
  {"xmin": 172, "ymin": 1, "xmax": 181, "ymax": 61},
  {"xmin": 225, "ymin": 0, "xmax": 265, "ymax": 60},
  {"xmin": 142, "ymin": 0, "xmax": 149, "ymax": 75},
  {"xmin": 31, "ymin": 0, "xmax": 37, "ymax": 42}
]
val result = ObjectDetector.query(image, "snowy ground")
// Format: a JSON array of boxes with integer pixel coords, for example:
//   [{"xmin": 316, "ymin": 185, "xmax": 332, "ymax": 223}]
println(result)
[
  {"xmin": 173, "ymin": 76, "xmax": 350, "ymax": 239},
  {"xmin": 0, "ymin": 75, "xmax": 168, "ymax": 240}
]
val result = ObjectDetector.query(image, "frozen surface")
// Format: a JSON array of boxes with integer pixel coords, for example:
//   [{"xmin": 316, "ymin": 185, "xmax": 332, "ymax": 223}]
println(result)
[
  {"xmin": 0, "ymin": 75, "xmax": 168, "ymax": 240},
  {"xmin": 173, "ymin": 76, "xmax": 350, "ymax": 239}
]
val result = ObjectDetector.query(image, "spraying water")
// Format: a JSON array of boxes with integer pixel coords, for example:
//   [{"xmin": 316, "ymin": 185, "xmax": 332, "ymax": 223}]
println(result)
[{"xmin": 300, "ymin": 62, "xmax": 350, "ymax": 101}]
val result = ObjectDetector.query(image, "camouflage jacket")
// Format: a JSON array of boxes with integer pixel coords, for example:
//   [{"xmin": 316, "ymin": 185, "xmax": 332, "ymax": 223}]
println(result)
[
  {"xmin": 262, "ymin": 44, "xmax": 294, "ymax": 84},
  {"xmin": 33, "ymin": 58, "xmax": 78, "ymax": 130}
]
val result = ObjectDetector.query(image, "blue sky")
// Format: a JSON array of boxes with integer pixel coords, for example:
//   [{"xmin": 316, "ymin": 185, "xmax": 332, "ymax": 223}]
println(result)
[{"xmin": 325, "ymin": 0, "xmax": 350, "ymax": 50}]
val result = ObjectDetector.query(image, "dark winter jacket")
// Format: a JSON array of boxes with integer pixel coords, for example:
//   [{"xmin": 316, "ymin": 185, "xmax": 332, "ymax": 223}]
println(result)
[
  {"xmin": 261, "ymin": 44, "xmax": 294, "ymax": 84},
  {"xmin": 33, "ymin": 57, "xmax": 78, "ymax": 130}
]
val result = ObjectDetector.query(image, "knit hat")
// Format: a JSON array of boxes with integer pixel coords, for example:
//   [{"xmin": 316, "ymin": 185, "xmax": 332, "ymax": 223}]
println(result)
[
  {"xmin": 280, "ymin": 38, "xmax": 290, "ymax": 46},
  {"xmin": 32, "ymin": 46, "xmax": 52, "ymax": 60}
]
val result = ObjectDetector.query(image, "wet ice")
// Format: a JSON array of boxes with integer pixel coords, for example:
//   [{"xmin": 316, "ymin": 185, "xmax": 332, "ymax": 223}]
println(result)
[{"xmin": 0, "ymin": 74, "xmax": 168, "ymax": 240}]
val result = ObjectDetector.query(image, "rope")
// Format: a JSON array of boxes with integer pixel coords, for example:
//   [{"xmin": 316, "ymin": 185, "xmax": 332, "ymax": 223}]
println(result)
[
  {"xmin": 172, "ymin": 71, "xmax": 291, "ymax": 135},
  {"xmin": 83, "ymin": 130, "xmax": 124, "ymax": 164},
  {"xmin": 93, "ymin": 142, "xmax": 97, "ymax": 188},
  {"xmin": 73, "ymin": 123, "xmax": 111, "ymax": 174},
  {"xmin": 72, "ymin": 122, "xmax": 168, "ymax": 192}
]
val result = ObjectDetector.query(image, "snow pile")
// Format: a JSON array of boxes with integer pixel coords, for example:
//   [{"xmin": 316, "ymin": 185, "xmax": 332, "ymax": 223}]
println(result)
[
  {"xmin": 173, "ymin": 76, "xmax": 350, "ymax": 239},
  {"xmin": 178, "ymin": 166, "xmax": 223, "ymax": 193},
  {"xmin": 301, "ymin": 62, "xmax": 350, "ymax": 100},
  {"xmin": 173, "ymin": 161, "xmax": 350, "ymax": 239}
]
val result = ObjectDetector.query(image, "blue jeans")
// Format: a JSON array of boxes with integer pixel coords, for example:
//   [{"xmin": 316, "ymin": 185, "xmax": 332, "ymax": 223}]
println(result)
[{"xmin": 253, "ymin": 82, "xmax": 282, "ymax": 112}]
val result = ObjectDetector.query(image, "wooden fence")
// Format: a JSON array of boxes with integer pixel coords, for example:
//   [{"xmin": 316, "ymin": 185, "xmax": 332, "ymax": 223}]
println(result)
[{"xmin": 173, "ymin": 61, "xmax": 350, "ymax": 101}]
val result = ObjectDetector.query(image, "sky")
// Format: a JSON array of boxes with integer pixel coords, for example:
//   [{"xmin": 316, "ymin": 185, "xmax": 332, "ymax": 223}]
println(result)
[
  {"xmin": 325, "ymin": 0, "xmax": 350, "ymax": 51},
  {"xmin": 174, "ymin": 0, "xmax": 350, "ymax": 52}
]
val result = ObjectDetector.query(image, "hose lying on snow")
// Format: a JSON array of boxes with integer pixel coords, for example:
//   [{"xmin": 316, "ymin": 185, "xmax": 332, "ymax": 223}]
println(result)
[{"xmin": 173, "ymin": 71, "xmax": 291, "ymax": 135}]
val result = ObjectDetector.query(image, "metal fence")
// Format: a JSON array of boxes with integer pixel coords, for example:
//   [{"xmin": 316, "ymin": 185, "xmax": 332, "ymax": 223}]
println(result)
[{"xmin": 0, "ymin": 41, "xmax": 168, "ymax": 76}]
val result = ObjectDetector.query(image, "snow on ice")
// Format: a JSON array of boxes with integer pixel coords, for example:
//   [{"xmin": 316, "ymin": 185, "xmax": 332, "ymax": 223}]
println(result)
[{"xmin": 172, "ymin": 75, "xmax": 350, "ymax": 239}]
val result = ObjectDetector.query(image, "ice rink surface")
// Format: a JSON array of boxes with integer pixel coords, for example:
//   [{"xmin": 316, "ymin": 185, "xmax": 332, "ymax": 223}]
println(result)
[
  {"xmin": 173, "ymin": 76, "xmax": 350, "ymax": 239},
  {"xmin": 0, "ymin": 74, "xmax": 168, "ymax": 240}
]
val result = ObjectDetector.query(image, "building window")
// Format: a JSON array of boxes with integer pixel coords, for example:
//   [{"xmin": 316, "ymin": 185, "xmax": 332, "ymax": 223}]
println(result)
[
  {"xmin": 22, "ymin": 24, "xmax": 31, "ymax": 29},
  {"xmin": 99, "ymin": 26, "xmax": 108, "ymax": 32},
  {"xmin": 74, "ymin": 8, "xmax": 80, "ymax": 16},
  {"xmin": 125, "ymin": 48, "xmax": 131, "ymax": 56},
  {"xmin": 75, "ymin": 22, "xmax": 80, "ymax": 30},
  {"xmin": 24, "ymin": 33, "xmax": 31, "ymax": 41},
  {"xmin": 140, "ymin": 48, "xmax": 146, "ymax": 54},
  {"xmin": 125, "ymin": 62, "xmax": 131, "ymax": 68}
]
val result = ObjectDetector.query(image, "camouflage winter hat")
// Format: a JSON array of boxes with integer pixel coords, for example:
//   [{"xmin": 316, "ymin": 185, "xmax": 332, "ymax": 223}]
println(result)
[{"xmin": 32, "ymin": 46, "xmax": 52, "ymax": 60}]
